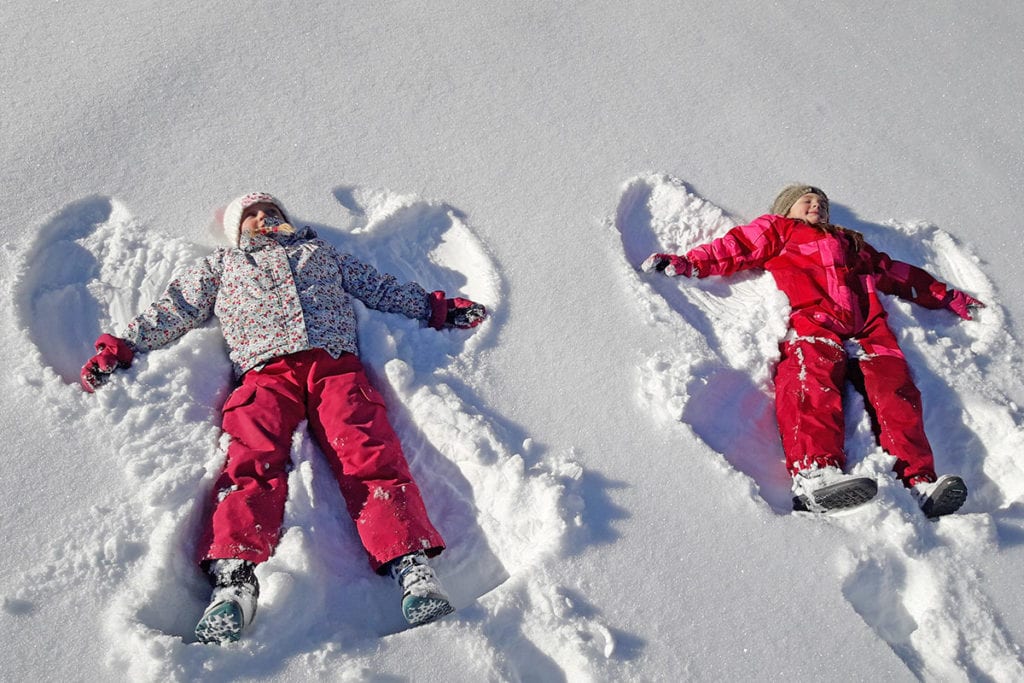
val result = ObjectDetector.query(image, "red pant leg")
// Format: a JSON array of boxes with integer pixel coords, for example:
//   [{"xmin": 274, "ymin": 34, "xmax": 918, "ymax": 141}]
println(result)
[
  {"xmin": 305, "ymin": 352, "xmax": 445, "ymax": 572},
  {"xmin": 856, "ymin": 323, "xmax": 936, "ymax": 486},
  {"xmin": 200, "ymin": 358, "xmax": 307, "ymax": 563},
  {"xmin": 774, "ymin": 337, "xmax": 848, "ymax": 475}
]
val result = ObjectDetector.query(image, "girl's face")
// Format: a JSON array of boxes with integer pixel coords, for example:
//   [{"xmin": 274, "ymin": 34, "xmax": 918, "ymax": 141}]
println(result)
[
  {"xmin": 240, "ymin": 202, "xmax": 286, "ymax": 235},
  {"xmin": 787, "ymin": 193, "xmax": 828, "ymax": 225}
]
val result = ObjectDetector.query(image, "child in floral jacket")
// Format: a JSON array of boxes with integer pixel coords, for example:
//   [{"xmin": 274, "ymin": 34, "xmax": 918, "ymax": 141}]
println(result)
[
  {"xmin": 81, "ymin": 191, "xmax": 486, "ymax": 644},
  {"xmin": 643, "ymin": 185, "xmax": 981, "ymax": 517}
]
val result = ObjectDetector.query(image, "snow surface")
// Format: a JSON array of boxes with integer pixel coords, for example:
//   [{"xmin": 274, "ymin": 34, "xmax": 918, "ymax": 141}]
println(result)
[{"xmin": 3, "ymin": 3, "xmax": 1024, "ymax": 681}]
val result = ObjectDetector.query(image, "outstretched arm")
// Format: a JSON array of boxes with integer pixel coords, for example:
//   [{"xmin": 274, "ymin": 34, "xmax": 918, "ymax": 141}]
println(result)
[
  {"xmin": 121, "ymin": 254, "xmax": 222, "ymax": 350},
  {"xmin": 338, "ymin": 252, "xmax": 486, "ymax": 329},
  {"xmin": 641, "ymin": 215, "xmax": 785, "ymax": 279},
  {"xmin": 80, "ymin": 254, "xmax": 222, "ymax": 392},
  {"xmin": 869, "ymin": 245, "xmax": 984, "ymax": 320}
]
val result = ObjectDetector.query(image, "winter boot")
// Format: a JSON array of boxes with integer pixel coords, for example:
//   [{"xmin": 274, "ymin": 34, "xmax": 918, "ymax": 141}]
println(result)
[
  {"xmin": 195, "ymin": 559, "xmax": 259, "ymax": 645},
  {"xmin": 912, "ymin": 474, "xmax": 968, "ymax": 518},
  {"xmin": 388, "ymin": 551, "xmax": 454, "ymax": 627},
  {"xmin": 792, "ymin": 465, "xmax": 878, "ymax": 513}
]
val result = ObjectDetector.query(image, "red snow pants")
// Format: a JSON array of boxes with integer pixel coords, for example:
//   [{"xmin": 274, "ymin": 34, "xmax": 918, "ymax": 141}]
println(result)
[
  {"xmin": 773, "ymin": 321, "xmax": 937, "ymax": 487},
  {"xmin": 199, "ymin": 349, "xmax": 445, "ymax": 572}
]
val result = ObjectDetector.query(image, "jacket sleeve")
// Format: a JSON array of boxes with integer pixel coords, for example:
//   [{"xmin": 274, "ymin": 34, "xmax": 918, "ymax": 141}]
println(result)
[
  {"xmin": 120, "ymin": 251, "xmax": 223, "ymax": 352},
  {"xmin": 685, "ymin": 215, "xmax": 785, "ymax": 278},
  {"xmin": 337, "ymin": 252, "xmax": 432, "ymax": 321},
  {"xmin": 865, "ymin": 243, "xmax": 953, "ymax": 310}
]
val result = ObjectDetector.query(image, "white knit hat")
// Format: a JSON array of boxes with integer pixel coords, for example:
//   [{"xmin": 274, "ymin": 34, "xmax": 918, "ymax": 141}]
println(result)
[{"xmin": 222, "ymin": 191, "xmax": 288, "ymax": 246}]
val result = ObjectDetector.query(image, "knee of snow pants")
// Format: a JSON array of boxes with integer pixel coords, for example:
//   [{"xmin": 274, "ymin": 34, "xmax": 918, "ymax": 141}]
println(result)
[{"xmin": 774, "ymin": 337, "xmax": 847, "ymax": 475}]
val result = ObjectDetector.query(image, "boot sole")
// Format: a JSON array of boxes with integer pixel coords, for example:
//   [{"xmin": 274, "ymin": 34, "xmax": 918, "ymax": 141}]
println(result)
[
  {"xmin": 793, "ymin": 477, "xmax": 878, "ymax": 513},
  {"xmin": 195, "ymin": 600, "xmax": 245, "ymax": 644},
  {"xmin": 403, "ymin": 595, "xmax": 455, "ymax": 626},
  {"xmin": 921, "ymin": 476, "xmax": 968, "ymax": 518}
]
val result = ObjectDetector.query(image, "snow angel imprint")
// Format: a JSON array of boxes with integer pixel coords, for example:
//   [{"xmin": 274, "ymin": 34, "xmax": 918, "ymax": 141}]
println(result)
[
  {"xmin": 642, "ymin": 185, "xmax": 981, "ymax": 517},
  {"xmin": 80, "ymin": 191, "xmax": 487, "ymax": 644}
]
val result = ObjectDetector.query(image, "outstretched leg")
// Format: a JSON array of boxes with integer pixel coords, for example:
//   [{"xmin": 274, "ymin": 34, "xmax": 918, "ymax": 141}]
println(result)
[
  {"xmin": 855, "ymin": 323, "xmax": 937, "ymax": 486},
  {"xmin": 305, "ymin": 352, "xmax": 445, "ymax": 572},
  {"xmin": 200, "ymin": 359, "xmax": 307, "ymax": 563},
  {"xmin": 776, "ymin": 337, "xmax": 877, "ymax": 512},
  {"xmin": 774, "ymin": 337, "xmax": 848, "ymax": 475}
]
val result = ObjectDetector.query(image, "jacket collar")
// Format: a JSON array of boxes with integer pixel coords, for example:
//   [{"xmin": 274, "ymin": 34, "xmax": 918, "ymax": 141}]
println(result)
[{"xmin": 238, "ymin": 226, "xmax": 317, "ymax": 252}]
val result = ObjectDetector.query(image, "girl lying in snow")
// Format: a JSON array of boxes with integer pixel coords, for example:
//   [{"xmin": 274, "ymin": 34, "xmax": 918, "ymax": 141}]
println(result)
[
  {"xmin": 80, "ymin": 192, "xmax": 486, "ymax": 644},
  {"xmin": 642, "ymin": 185, "xmax": 981, "ymax": 517}
]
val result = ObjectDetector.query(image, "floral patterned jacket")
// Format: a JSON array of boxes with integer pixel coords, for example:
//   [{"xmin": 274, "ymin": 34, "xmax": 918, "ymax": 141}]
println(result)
[{"xmin": 121, "ymin": 227, "xmax": 431, "ymax": 375}]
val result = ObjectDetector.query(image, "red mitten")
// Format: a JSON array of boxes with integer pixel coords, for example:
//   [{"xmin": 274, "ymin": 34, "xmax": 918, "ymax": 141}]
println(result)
[
  {"xmin": 946, "ymin": 291, "xmax": 985, "ymax": 321},
  {"xmin": 641, "ymin": 253, "xmax": 693, "ymax": 277},
  {"xmin": 80, "ymin": 334, "xmax": 134, "ymax": 392},
  {"xmin": 429, "ymin": 291, "xmax": 487, "ymax": 330}
]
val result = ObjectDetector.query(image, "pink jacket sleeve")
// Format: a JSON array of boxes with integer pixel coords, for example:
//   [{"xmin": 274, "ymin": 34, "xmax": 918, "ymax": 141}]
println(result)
[
  {"xmin": 865, "ymin": 243, "xmax": 953, "ymax": 309},
  {"xmin": 685, "ymin": 215, "xmax": 785, "ymax": 278}
]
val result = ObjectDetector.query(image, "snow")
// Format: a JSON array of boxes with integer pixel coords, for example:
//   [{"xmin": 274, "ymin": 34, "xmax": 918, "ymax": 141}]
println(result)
[{"xmin": 2, "ymin": 3, "xmax": 1024, "ymax": 681}]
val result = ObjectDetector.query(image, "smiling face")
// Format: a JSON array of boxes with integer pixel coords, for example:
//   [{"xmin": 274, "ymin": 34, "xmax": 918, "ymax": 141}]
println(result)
[
  {"xmin": 786, "ymin": 193, "xmax": 829, "ymax": 225},
  {"xmin": 239, "ymin": 202, "xmax": 286, "ymax": 235}
]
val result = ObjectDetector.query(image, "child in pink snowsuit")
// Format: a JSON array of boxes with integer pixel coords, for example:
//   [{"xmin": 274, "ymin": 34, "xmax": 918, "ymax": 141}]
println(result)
[
  {"xmin": 643, "ymin": 185, "xmax": 981, "ymax": 517},
  {"xmin": 80, "ymin": 192, "xmax": 486, "ymax": 643}
]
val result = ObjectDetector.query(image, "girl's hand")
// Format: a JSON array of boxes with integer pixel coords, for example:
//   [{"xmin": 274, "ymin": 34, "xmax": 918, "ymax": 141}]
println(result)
[
  {"xmin": 946, "ymin": 291, "xmax": 985, "ymax": 320},
  {"xmin": 80, "ymin": 334, "xmax": 134, "ymax": 392},
  {"xmin": 428, "ymin": 291, "xmax": 487, "ymax": 330},
  {"xmin": 444, "ymin": 298, "xmax": 487, "ymax": 329},
  {"xmin": 641, "ymin": 253, "xmax": 693, "ymax": 277}
]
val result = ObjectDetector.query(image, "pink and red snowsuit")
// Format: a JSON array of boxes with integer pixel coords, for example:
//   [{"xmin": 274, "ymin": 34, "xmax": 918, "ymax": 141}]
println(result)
[{"xmin": 685, "ymin": 214, "xmax": 963, "ymax": 486}]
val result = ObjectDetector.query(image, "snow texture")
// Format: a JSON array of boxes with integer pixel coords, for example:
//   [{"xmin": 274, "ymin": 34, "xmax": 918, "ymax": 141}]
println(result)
[{"xmin": 3, "ymin": 3, "xmax": 1024, "ymax": 682}]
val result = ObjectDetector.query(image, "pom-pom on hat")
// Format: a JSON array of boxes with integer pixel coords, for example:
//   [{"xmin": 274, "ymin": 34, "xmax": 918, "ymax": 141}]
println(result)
[
  {"xmin": 771, "ymin": 184, "xmax": 828, "ymax": 219},
  {"xmin": 222, "ymin": 191, "xmax": 288, "ymax": 246}
]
